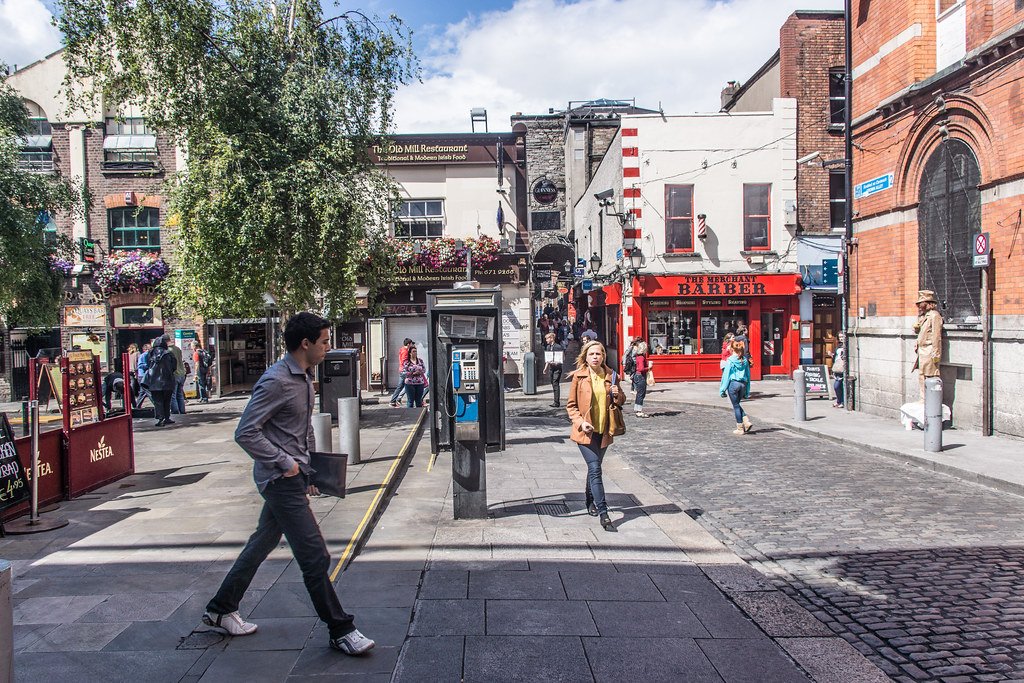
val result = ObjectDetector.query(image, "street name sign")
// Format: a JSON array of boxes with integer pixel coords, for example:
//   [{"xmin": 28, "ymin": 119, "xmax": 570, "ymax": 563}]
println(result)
[{"xmin": 853, "ymin": 173, "xmax": 894, "ymax": 200}]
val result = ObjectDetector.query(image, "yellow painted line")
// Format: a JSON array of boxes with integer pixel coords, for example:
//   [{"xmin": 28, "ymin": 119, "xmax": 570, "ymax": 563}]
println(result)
[
  {"xmin": 329, "ymin": 408, "xmax": 426, "ymax": 581},
  {"xmin": 427, "ymin": 451, "xmax": 439, "ymax": 473}
]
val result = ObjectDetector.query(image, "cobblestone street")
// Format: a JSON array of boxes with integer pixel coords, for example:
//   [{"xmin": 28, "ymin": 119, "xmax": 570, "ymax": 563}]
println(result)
[{"xmin": 506, "ymin": 402, "xmax": 1024, "ymax": 683}]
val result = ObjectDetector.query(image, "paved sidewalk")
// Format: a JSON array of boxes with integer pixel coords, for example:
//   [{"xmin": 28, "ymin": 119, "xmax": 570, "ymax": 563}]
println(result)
[
  {"xmin": 511, "ymin": 379, "xmax": 1024, "ymax": 497},
  {"xmin": 382, "ymin": 401, "xmax": 887, "ymax": 682},
  {"xmin": 5, "ymin": 398, "xmax": 423, "ymax": 682}
]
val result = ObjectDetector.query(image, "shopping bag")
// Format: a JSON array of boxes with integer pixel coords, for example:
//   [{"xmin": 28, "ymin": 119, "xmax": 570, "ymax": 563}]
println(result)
[{"xmin": 646, "ymin": 369, "xmax": 656, "ymax": 386}]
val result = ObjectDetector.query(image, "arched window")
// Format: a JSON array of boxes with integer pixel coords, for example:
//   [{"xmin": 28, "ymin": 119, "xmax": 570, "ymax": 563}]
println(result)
[
  {"xmin": 19, "ymin": 100, "xmax": 53, "ymax": 173},
  {"xmin": 917, "ymin": 138, "xmax": 980, "ymax": 322}
]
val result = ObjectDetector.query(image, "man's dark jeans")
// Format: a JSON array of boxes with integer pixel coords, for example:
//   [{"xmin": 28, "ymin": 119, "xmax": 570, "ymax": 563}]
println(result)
[
  {"xmin": 207, "ymin": 474, "xmax": 355, "ymax": 638},
  {"xmin": 550, "ymin": 367, "xmax": 562, "ymax": 405}
]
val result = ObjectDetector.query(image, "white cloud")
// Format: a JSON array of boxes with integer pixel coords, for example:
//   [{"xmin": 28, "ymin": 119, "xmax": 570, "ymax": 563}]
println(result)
[
  {"xmin": 393, "ymin": 0, "xmax": 843, "ymax": 133},
  {"xmin": 0, "ymin": 0, "xmax": 62, "ymax": 69}
]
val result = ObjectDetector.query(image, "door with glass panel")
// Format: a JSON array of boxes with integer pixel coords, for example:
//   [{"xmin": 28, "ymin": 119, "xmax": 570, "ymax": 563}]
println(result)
[{"xmin": 760, "ymin": 309, "xmax": 786, "ymax": 374}]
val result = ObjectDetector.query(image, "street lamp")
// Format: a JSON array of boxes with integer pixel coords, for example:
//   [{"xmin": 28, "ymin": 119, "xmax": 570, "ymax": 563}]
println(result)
[
  {"xmin": 627, "ymin": 247, "xmax": 645, "ymax": 275},
  {"xmin": 589, "ymin": 252, "xmax": 602, "ymax": 274}
]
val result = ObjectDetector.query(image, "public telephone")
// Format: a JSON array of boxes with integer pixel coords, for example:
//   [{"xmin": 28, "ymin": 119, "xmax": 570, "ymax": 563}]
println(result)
[{"xmin": 451, "ymin": 345, "xmax": 480, "ymax": 424}]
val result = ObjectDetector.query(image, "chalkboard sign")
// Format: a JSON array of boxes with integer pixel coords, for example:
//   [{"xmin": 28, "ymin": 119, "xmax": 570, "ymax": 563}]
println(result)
[
  {"xmin": 800, "ymin": 364, "xmax": 833, "ymax": 397},
  {"xmin": 0, "ymin": 413, "xmax": 30, "ymax": 511},
  {"xmin": 701, "ymin": 316, "xmax": 718, "ymax": 340}
]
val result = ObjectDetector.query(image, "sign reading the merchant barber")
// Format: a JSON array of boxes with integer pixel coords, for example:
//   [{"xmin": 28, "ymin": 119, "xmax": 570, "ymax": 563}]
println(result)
[
  {"xmin": 371, "ymin": 134, "xmax": 515, "ymax": 165},
  {"xmin": 637, "ymin": 273, "xmax": 803, "ymax": 298},
  {"xmin": 393, "ymin": 254, "xmax": 528, "ymax": 287}
]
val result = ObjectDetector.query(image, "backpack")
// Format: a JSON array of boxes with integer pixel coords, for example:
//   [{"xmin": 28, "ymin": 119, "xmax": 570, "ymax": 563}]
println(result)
[
  {"xmin": 622, "ymin": 350, "xmax": 636, "ymax": 376},
  {"xmin": 198, "ymin": 349, "xmax": 212, "ymax": 370}
]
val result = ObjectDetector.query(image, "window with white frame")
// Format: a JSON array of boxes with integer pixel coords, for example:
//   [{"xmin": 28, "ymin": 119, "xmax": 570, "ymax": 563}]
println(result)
[
  {"xmin": 829, "ymin": 171, "xmax": 846, "ymax": 231},
  {"xmin": 664, "ymin": 184, "xmax": 694, "ymax": 253},
  {"xmin": 936, "ymin": 0, "xmax": 966, "ymax": 71},
  {"xmin": 394, "ymin": 200, "xmax": 444, "ymax": 239},
  {"xmin": 19, "ymin": 103, "xmax": 54, "ymax": 173},
  {"xmin": 103, "ymin": 117, "xmax": 158, "ymax": 170},
  {"xmin": 743, "ymin": 184, "xmax": 771, "ymax": 251}
]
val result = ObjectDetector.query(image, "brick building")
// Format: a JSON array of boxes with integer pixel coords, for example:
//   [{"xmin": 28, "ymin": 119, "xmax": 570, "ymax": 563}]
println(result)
[
  {"xmin": 723, "ymin": 10, "xmax": 848, "ymax": 367},
  {"xmin": 849, "ymin": 0, "xmax": 1024, "ymax": 437},
  {"xmin": 3, "ymin": 50, "xmax": 195, "ymax": 401}
]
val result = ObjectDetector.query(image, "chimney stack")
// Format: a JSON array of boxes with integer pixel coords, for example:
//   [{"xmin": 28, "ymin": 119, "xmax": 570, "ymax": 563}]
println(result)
[{"xmin": 720, "ymin": 81, "xmax": 741, "ymax": 109}]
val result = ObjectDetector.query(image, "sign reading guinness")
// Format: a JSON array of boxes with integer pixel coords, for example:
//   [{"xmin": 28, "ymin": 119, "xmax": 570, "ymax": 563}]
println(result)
[{"xmin": 532, "ymin": 179, "xmax": 558, "ymax": 205}]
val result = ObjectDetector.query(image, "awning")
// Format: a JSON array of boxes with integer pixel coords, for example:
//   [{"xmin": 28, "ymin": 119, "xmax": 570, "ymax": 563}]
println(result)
[
  {"xmin": 19, "ymin": 134, "xmax": 52, "ymax": 150},
  {"xmin": 103, "ymin": 134, "xmax": 157, "ymax": 150}
]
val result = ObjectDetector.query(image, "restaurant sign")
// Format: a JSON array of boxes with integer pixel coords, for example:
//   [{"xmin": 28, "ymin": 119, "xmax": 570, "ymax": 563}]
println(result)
[
  {"xmin": 371, "ymin": 135, "xmax": 514, "ymax": 165},
  {"xmin": 393, "ymin": 255, "xmax": 528, "ymax": 288}
]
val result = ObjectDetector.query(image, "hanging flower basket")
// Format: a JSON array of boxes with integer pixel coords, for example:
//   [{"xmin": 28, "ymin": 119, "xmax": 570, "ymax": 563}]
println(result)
[
  {"xmin": 386, "ymin": 235, "xmax": 501, "ymax": 269},
  {"xmin": 48, "ymin": 255, "xmax": 75, "ymax": 277},
  {"xmin": 93, "ymin": 250, "xmax": 170, "ymax": 295}
]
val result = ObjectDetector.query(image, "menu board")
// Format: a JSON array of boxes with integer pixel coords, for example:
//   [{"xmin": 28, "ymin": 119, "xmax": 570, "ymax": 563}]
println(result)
[
  {"xmin": 67, "ymin": 350, "xmax": 101, "ymax": 429},
  {"xmin": 0, "ymin": 413, "xmax": 30, "ymax": 511},
  {"xmin": 801, "ymin": 364, "xmax": 833, "ymax": 397}
]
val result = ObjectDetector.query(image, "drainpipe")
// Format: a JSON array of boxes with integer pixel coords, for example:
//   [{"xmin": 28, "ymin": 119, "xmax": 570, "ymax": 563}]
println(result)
[{"xmin": 843, "ymin": 0, "xmax": 854, "ymax": 411}]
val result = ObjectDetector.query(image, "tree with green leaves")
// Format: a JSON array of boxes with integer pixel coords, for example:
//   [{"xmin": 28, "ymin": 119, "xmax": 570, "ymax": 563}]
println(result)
[
  {"xmin": 57, "ymin": 0, "xmax": 417, "ymax": 319},
  {"xmin": 0, "ymin": 71, "xmax": 78, "ymax": 327}
]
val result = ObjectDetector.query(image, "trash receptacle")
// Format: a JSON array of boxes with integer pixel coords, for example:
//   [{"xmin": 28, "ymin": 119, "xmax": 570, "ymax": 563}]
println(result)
[{"xmin": 319, "ymin": 349, "xmax": 360, "ymax": 420}]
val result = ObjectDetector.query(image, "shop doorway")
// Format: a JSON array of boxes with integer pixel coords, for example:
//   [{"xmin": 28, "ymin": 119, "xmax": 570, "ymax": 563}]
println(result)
[
  {"xmin": 760, "ymin": 309, "xmax": 787, "ymax": 374},
  {"xmin": 385, "ymin": 316, "xmax": 428, "ymax": 389},
  {"xmin": 115, "ymin": 328, "xmax": 163, "ymax": 373}
]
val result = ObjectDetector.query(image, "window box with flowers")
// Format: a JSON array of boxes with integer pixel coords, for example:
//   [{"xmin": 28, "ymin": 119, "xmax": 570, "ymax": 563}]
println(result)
[
  {"xmin": 93, "ymin": 250, "xmax": 170, "ymax": 295},
  {"xmin": 386, "ymin": 235, "xmax": 500, "ymax": 269}
]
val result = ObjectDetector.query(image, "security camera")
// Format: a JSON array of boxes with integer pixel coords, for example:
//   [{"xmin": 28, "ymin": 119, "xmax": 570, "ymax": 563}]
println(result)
[
  {"xmin": 797, "ymin": 151, "xmax": 821, "ymax": 165},
  {"xmin": 593, "ymin": 189, "xmax": 614, "ymax": 201}
]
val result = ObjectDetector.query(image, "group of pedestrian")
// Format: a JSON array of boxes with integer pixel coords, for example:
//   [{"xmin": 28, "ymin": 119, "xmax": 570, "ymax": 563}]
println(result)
[
  {"xmin": 129, "ymin": 334, "xmax": 213, "ymax": 426},
  {"xmin": 537, "ymin": 311, "xmax": 572, "ymax": 346},
  {"xmin": 388, "ymin": 338, "xmax": 428, "ymax": 408}
]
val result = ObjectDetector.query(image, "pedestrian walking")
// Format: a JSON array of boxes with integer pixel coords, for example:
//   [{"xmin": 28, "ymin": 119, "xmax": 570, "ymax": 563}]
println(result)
[
  {"xmin": 566, "ymin": 340, "xmax": 625, "ymax": 532},
  {"xmin": 168, "ymin": 336, "xmax": 187, "ymax": 414},
  {"xmin": 719, "ymin": 340, "xmax": 753, "ymax": 435},
  {"xmin": 203, "ymin": 312, "xmax": 375, "ymax": 655},
  {"xmin": 402, "ymin": 345, "xmax": 427, "ymax": 407},
  {"xmin": 719, "ymin": 332, "xmax": 735, "ymax": 369},
  {"xmin": 542, "ymin": 332, "xmax": 565, "ymax": 407},
  {"xmin": 389, "ymin": 338, "xmax": 412, "ymax": 407},
  {"xmin": 832, "ymin": 333, "xmax": 846, "ymax": 408},
  {"xmin": 135, "ymin": 342, "xmax": 153, "ymax": 409},
  {"xmin": 126, "ymin": 343, "xmax": 141, "ymax": 401},
  {"xmin": 631, "ymin": 340, "xmax": 651, "ymax": 418},
  {"xmin": 142, "ymin": 335, "xmax": 177, "ymax": 427},
  {"xmin": 193, "ymin": 340, "xmax": 212, "ymax": 403}
]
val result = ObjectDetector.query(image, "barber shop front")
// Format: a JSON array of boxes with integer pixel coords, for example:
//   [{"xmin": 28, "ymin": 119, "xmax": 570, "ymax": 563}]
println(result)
[{"xmin": 630, "ymin": 273, "xmax": 803, "ymax": 381}]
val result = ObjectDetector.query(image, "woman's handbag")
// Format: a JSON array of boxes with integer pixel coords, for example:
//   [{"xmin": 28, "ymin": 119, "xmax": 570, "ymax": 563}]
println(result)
[{"xmin": 608, "ymin": 403, "xmax": 626, "ymax": 436}]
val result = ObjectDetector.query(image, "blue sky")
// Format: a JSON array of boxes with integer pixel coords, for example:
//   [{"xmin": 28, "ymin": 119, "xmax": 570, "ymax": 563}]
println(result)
[{"xmin": 3, "ymin": 0, "xmax": 843, "ymax": 132}]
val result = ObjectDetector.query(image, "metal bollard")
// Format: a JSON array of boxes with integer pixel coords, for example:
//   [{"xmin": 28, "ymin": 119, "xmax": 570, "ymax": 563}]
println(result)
[
  {"xmin": 311, "ymin": 413, "xmax": 332, "ymax": 452},
  {"xmin": 924, "ymin": 377, "xmax": 943, "ymax": 453},
  {"xmin": 1, "ymin": 560, "xmax": 11, "ymax": 683},
  {"xmin": 522, "ymin": 352, "xmax": 536, "ymax": 395},
  {"xmin": 337, "ymin": 397, "xmax": 361, "ymax": 465},
  {"xmin": 20, "ymin": 401, "xmax": 28, "ymax": 437},
  {"xmin": 793, "ymin": 368, "xmax": 807, "ymax": 422}
]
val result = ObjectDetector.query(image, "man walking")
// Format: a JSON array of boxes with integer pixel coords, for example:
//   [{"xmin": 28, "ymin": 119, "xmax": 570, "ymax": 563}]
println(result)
[
  {"xmin": 192, "ymin": 340, "xmax": 212, "ymax": 403},
  {"xmin": 203, "ymin": 312, "xmax": 374, "ymax": 655},
  {"xmin": 168, "ymin": 336, "xmax": 187, "ymax": 414},
  {"xmin": 388, "ymin": 338, "xmax": 412, "ymax": 407}
]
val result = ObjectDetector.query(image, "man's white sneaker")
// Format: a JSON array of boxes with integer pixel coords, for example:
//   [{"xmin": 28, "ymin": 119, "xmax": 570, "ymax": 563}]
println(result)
[
  {"xmin": 203, "ymin": 611, "xmax": 258, "ymax": 636},
  {"xmin": 329, "ymin": 629, "xmax": 375, "ymax": 655}
]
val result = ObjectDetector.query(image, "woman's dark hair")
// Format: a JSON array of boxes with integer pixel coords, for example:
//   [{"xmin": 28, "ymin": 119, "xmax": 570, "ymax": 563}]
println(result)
[
  {"xmin": 284, "ymin": 312, "xmax": 331, "ymax": 352},
  {"xmin": 153, "ymin": 335, "xmax": 169, "ymax": 349}
]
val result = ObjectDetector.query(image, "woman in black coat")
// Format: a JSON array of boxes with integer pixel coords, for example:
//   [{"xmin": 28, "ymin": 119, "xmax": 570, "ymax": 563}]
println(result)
[{"xmin": 144, "ymin": 335, "xmax": 178, "ymax": 426}]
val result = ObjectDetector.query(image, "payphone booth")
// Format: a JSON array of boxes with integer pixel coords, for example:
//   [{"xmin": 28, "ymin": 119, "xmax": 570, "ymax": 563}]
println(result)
[{"xmin": 427, "ymin": 287, "xmax": 506, "ymax": 519}]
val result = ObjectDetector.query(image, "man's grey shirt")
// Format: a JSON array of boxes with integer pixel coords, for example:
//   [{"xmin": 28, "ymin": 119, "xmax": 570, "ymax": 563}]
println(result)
[{"xmin": 235, "ymin": 354, "xmax": 316, "ymax": 491}]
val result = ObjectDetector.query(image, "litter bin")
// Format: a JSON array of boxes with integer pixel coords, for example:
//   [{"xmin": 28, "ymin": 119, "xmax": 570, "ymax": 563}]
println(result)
[{"xmin": 319, "ymin": 349, "xmax": 360, "ymax": 420}]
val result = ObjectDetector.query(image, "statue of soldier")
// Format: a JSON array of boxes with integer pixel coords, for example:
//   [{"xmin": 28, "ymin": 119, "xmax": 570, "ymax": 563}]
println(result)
[{"xmin": 913, "ymin": 290, "xmax": 943, "ymax": 400}]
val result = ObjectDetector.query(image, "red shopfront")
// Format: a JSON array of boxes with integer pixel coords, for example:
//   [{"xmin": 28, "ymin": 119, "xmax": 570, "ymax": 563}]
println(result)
[{"xmin": 628, "ymin": 273, "xmax": 803, "ymax": 382}]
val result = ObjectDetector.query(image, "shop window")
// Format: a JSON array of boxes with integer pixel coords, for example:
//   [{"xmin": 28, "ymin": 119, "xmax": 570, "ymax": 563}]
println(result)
[
  {"xmin": 109, "ymin": 207, "xmax": 161, "ymax": 251},
  {"xmin": 829, "ymin": 170, "xmax": 846, "ymax": 231},
  {"xmin": 394, "ymin": 200, "xmax": 444, "ymax": 239},
  {"xmin": 664, "ymin": 185, "xmax": 694, "ymax": 252},
  {"xmin": 828, "ymin": 69, "xmax": 846, "ymax": 129},
  {"xmin": 918, "ymin": 138, "xmax": 980, "ymax": 322},
  {"xmin": 646, "ymin": 301, "xmax": 748, "ymax": 356},
  {"xmin": 743, "ymin": 184, "xmax": 771, "ymax": 250}
]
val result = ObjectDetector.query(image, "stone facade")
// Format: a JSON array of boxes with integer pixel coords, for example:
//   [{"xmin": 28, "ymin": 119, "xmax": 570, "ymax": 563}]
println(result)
[{"xmin": 849, "ymin": 0, "xmax": 1024, "ymax": 437}]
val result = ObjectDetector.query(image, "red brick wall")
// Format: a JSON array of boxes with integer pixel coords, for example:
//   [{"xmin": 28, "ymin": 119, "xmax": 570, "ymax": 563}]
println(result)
[
  {"xmin": 851, "ymin": 0, "xmax": 1024, "ymax": 319},
  {"xmin": 780, "ymin": 12, "xmax": 846, "ymax": 235}
]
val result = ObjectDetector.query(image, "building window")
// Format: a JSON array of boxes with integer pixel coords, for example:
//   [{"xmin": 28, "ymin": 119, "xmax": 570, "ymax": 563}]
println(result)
[
  {"xmin": 743, "ymin": 184, "xmax": 771, "ymax": 250},
  {"xmin": 19, "ymin": 116, "xmax": 54, "ymax": 173},
  {"xmin": 829, "ymin": 171, "xmax": 846, "ymax": 231},
  {"xmin": 918, "ymin": 138, "xmax": 980, "ymax": 322},
  {"xmin": 829, "ymin": 69, "xmax": 846, "ymax": 128},
  {"xmin": 103, "ymin": 117, "xmax": 158, "ymax": 171},
  {"xmin": 109, "ymin": 207, "xmax": 160, "ymax": 251},
  {"xmin": 936, "ymin": 0, "xmax": 966, "ymax": 70},
  {"xmin": 665, "ymin": 185, "xmax": 694, "ymax": 252},
  {"xmin": 646, "ymin": 300, "xmax": 748, "ymax": 356},
  {"xmin": 394, "ymin": 200, "xmax": 444, "ymax": 239}
]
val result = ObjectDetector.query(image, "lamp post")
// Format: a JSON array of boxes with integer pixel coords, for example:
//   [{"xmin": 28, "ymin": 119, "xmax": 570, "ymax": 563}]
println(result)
[
  {"xmin": 589, "ymin": 252, "xmax": 602, "ymax": 274},
  {"xmin": 627, "ymin": 247, "xmax": 645, "ymax": 276}
]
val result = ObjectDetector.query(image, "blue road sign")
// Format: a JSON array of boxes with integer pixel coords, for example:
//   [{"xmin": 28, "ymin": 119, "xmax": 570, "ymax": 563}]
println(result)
[
  {"xmin": 573, "ymin": 267, "xmax": 585, "ymax": 277},
  {"xmin": 582, "ymin": 279, "xmax": 593, "ymax": 292},
  {"xmin": 854, "ymin": 173, "xmax": 894, "ymax": 199},
  {"xmin": 616, "ymin": 248, "xmax": 624, "ymax": 261}
]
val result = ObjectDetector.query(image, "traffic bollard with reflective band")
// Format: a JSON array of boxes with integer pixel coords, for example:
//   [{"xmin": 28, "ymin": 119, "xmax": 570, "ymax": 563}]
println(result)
[
  {"xmin": 924, "ymin": 377, "xmax": 943, "ymax": 453},
  {"xmin": 793, "ymin": 368, "xmax": 807, "ymax": 422}
]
